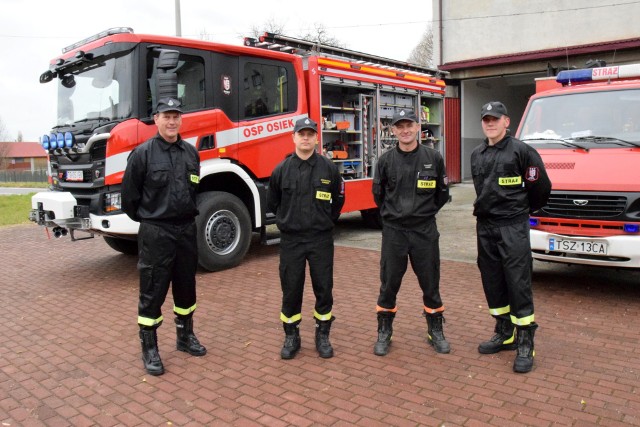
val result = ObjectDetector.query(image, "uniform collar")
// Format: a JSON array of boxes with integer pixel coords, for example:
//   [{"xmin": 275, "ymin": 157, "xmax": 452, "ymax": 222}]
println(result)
[
  {"xmin": 155, "ymin": 133, "xmax": 184, "ymax": 150},
  {"xmin": 395, "ymin": 142, "xmax": 420, "ymax": 155},
  {"xmin": 481, "ymin": 135, "xmax": 510, "ymax": 152},
  {"xmin": 292, "ymin": 151, "xmax": 318, "ymax": 166}
]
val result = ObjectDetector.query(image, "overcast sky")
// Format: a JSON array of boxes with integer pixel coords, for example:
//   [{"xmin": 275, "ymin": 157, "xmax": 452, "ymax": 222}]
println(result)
[{"xmin": 0, "ymin": 0, "xmax": 432, "ymax": 142}]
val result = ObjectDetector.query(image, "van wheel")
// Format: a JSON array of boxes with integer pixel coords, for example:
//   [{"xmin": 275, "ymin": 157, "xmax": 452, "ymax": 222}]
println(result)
[
  {"xmin": 361, "ymin": 208, "xmax": 382, "ymax": 229},
  {"xmin": 103, "ymin": 236, "xmax": 138, "ymax": 255},
  {"xmin": 196, "ymin": 191, "xmax": 252, "ymax": 272}
]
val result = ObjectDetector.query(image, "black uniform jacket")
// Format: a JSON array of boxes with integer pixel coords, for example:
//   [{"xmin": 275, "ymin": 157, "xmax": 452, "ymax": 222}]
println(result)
[
  {"xmin": 372, "ymin": 143, "xmax": 449, "ymax": 229},
  {"xmin": 121, "ymin": 134, "xmax": 200, "ymax": 224},
  {"xmin": 471, "ymin": 135, "xmax": 551, "ymax": 224},
  {"xmin": 268, "ymin": 151, "xmax": 345, "ymax": 237}
]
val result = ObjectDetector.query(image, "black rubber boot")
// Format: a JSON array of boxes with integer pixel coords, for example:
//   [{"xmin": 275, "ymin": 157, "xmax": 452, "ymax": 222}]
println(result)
[
  {"xmin": 175, "ymin": 317, "xmax": 207, "ymax": 356},
  {"xmin": 280, "ymin": 321, "xmax": 301, "ymax": 360},
  {"xmin": 424, "ymin": 311, "xmax": 451, "ymax": 354},
  {"xmin": 373, "ymin": 311, "xmax": 395, "ymax": 356},
  {"xmin": 478, "ymin": 316, "xmax": 517, "ymax": 354},
  {"xmin": 513, "ymin": 323, "xmax": 538, "ymax": 373},
  {"xmin": 315, "ymin": 317, "xmax": 335, "ymax": 359},
  {"xmin": 139, "ymin": 328, "xmax": 164, "ymax": 376}
]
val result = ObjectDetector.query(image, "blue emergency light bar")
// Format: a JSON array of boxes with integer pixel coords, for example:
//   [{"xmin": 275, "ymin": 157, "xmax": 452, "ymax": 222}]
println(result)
[
  {"xmin": 557, "ymin": 63, "xmax": 640, "ymax": 85},
  {"xmin": 41, "ymin": 131, "xmax": 75, "ymax": 151}
]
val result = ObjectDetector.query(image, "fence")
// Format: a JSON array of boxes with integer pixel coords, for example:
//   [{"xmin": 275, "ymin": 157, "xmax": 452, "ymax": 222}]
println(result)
[{"xmin": 0, "ymin": 169, "xmax": 48, "ymax": 183}]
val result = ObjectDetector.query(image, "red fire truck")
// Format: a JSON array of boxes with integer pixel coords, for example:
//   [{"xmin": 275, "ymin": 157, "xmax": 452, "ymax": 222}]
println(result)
[
  {"xmin": 30, "ymin": 28, "xmax": 446, "ymax": 271},
  {"xmin": 517, "ymin": 63, "xmax": 640, "ymax": 269}
]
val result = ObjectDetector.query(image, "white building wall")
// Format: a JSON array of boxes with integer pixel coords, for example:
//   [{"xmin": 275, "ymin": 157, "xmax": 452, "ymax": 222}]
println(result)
[
  {"xmin": 433, "ymin": 0, "xmax": 640, "ymax": 66},
  {"xmin": 432, "ymin": 0, "xmax": 640, "ymax": 180},
  {"xmin": 460, "ymin": 78, "xmax": 532, "ymax": 179}
]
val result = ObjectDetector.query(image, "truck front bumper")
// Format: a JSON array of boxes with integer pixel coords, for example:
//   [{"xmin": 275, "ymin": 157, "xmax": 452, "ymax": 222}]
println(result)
[
  {"xmin": 530, "ymin": 229, "xmax": 640, "ymax": 269},
  {"xmin": 30, "ymin": 191, "xmax": 139, "ymax": 236}
]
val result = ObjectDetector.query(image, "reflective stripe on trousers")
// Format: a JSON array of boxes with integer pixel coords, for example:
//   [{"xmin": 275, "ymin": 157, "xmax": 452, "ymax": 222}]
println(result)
[
  {"xmin": 137, "ymin": 221, "xmax": 198, "ymax": 326},
  {"xmin": 476, "ymin": 219, "xmax": 534, "ymax": 323}
]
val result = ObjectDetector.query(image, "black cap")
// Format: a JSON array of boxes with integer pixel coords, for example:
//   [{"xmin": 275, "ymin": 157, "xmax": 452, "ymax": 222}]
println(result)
[
  {"xmin": 481, "ymin": 101, "xmax": 508, "ymax": 119},
  {"xmin": 293, "ymin": 117, "xmax": 318, "ymax": 133},
  {"xmin": 156, "ymin": 98, "xmax": 183, "ymax": 114},
  {"xmin": 391, "ymin": 109, "xmax": 419, "ymax": 126}
]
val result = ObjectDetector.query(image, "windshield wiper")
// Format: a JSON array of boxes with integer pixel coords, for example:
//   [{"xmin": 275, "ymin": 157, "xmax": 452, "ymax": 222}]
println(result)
[
  {"xmin": 521, "ymin": 136, "xmax": 589, "ymax": 151},
  {"xmin": 571, "ymin": 135, "xmax": 640, "ymax": 148}
]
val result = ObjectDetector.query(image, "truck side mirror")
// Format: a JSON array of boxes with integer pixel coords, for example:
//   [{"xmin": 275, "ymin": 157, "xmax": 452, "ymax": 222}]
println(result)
[{"xmin": 40, "ymin": 70, "xmax": 56, "ymax": 84}]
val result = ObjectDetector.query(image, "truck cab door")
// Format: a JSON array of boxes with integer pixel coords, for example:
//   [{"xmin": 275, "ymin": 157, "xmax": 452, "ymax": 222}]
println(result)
[{"xmin": 207, "ymin": 52, "xmax": 239, "ymax": 159}]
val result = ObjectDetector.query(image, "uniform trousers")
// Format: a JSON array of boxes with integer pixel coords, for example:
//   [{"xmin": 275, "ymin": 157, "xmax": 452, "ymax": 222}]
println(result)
[
  {"xmin": 476, "ymin": 219, "xmax": 534, "ymax": 324},
  {"xmin": 377, "ymin": 219, "xmax": 443, "ymax": 311},
  {"xmin": 137, "ymin": 221, "xmax": 198, "ymax": 327},
  {"xmin": 279, "ymin": 232, "xmax": 334, "ymax": 319}
]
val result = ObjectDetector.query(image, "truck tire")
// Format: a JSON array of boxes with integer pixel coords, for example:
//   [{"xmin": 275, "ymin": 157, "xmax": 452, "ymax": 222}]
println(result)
[
  {"xmin": 361, "ymin": 208, "xmax": 382, "ymax": 229},
  {"xmin": 196, "ymin": 191, "xmax": 252, "ymax": 272},
  {"xmin": 103, "ymin": 236, "xmax": 138, "ymax": 255}
]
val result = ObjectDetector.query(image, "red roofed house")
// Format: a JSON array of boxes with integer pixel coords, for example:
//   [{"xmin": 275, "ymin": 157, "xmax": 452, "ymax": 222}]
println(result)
[{"xmin": 0, "ymin": 142, "xmax": 48, "ymax": 172}]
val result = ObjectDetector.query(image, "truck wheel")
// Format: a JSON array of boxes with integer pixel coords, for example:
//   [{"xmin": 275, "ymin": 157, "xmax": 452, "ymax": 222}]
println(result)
[
  {"xmin": 103, "ymin": 236, "xmax": 138, "ymax": 255},
  {"xmin": 196, "ymin": 191, "xmax": 252, "ymax": 272},
  {"xmin": 361, "ymin": 208, "xmax": 382, "ymax": 229}
]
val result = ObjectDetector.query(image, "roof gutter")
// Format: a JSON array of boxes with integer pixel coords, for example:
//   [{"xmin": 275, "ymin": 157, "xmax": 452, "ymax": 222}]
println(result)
[{"xmin": 440, "ymin": 38, "xmax": 640, "ymax": 71}]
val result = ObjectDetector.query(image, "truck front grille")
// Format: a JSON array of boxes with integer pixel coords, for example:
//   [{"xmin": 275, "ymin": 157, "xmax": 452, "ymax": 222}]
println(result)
[{"xmin": 542, "ymin": 193, "xmax": 627, "ymax": 218}]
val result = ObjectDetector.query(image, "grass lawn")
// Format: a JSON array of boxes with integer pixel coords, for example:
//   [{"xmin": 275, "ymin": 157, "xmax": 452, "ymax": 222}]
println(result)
[
  {"xmin": 0, "ymin": 182, "xmax": 49, "ymax": 188},
  {"xmin": 0, "ymin": 193, "xmax": 35, "ymax": 226}
]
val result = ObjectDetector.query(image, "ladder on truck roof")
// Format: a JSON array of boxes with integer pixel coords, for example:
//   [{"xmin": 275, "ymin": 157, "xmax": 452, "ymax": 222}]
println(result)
[{"xmin": 244, "ymin": 32, "xmax": 445, "ymax": 79}]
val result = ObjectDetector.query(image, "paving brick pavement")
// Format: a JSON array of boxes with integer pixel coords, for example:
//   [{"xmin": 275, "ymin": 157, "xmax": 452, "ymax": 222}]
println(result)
[{"xmin": 1, "ymin": 222, "xmax": 640, "ymax": 426}]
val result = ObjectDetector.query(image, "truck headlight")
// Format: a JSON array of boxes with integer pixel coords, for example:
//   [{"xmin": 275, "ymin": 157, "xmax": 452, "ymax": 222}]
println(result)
[{"xmin": 104, "ymin": 192, "xmax": 122, "ymax": 213}]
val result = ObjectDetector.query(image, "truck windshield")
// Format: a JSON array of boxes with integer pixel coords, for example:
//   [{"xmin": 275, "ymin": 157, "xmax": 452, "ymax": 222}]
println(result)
[
  {"xmin": 56, "ymin": 51, "xmax": 134, "ymax": 127},
  {"xmin": 519, "ymin": 89, "xmax": 640, "ymax": 147}
]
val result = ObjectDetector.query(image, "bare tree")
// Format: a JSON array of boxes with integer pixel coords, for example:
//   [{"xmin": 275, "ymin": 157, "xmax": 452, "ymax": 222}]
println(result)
[
  {"xmin": 407, "ymin": 25, "xmax": 434, "ymax": 67},
  {"xmin": 0, "ymin": 116, "xmax": 9, "ymax": 141},
  {"xmin": 0, "ymin": 143, "xmax": 9, "ymax": 169},
  {"xmin": 248, "ymin": 20, "xmax": 346, "ymax": 48},
  {"xmin": 199, "ymin": 19, "xmax": 288, "ymax": 43},
  {"xmin": 297, "ymin": 23, "xmax": 345, "ymax": 48},
  {"xmin": 0, "ymin": 116, "xmax": 12, "ymax": 169},
  {"xmin": 200, "ymin": 20, "xmax": 345, "ymax": 49},
  {"xmin": 247, "ymin": 18, "xmax": 287, "ymax": 40},
  {"xmin": 198, "ymin": 28, "xmax": 214, "ymax": 41}
]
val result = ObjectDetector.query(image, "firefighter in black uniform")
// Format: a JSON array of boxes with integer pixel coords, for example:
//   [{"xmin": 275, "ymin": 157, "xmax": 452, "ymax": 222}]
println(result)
[
  {"xmin": 471, "ymin": 101, "xmax": 551, "ymax": 373},
  {"xmin": 372, "ymin": 109, "xmax": 450, "ymax": 356},
  {"xmin": 268, "ymin": 117, "xmax": 345, "ymax": 360},
  {"xmin": 121, "ymin": 98, "xmax": 206, "ymax": 376}
]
